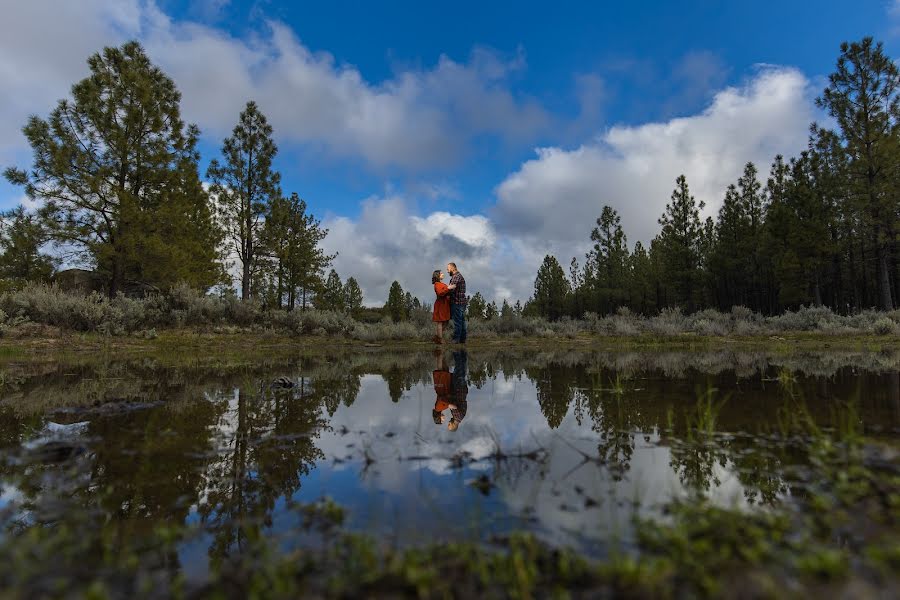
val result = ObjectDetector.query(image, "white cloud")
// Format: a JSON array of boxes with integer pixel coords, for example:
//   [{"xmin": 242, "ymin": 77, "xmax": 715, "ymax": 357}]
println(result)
[
  {"xmin": 0, "ymin": 0, "xmax": 548, "ymax": 170},
  {"xmin": 493, "ymin": 66, "xmax": 815, "ymax": 253},
  {"xmin": 0, "ymin": 0, "xmax": 142, "ymax": 163},
  {"xmin": 323, "ymin": 196, "xmax": 511, "ymax": 306},
  {"xmin": 1, "ymin": 2, "xmax": 818, "ymax": 305},
  {"xmin": 326, "ymin": 68, "xmax": 817, "ymax": 305}
]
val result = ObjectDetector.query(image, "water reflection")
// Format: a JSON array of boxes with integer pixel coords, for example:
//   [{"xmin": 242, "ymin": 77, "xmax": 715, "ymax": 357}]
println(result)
[{"xmin": 0, "ymin": 348, "xmax": 898, "ymax": 568}]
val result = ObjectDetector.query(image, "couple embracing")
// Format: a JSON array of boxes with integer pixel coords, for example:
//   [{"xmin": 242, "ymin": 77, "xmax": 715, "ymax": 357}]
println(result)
[{"xmin": 431, "ymin": 262, "xmax": 467, "ymax": 345}]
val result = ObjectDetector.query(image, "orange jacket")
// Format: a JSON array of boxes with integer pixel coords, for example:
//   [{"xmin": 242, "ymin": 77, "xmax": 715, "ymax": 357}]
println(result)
[{"xmin": 433, "ymin": 282, "xmax": 451, "ymax": 322}]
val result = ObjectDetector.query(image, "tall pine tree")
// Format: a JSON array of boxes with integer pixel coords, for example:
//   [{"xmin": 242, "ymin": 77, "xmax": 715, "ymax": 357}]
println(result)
[
  {"xmin": 587, "ymin": 206, "xmax": 630, "ymax": 314},
  {"xmin": 818, "ymin": 37, "xmax": 900, "ymax": 310},
  {"xmin": 343, "ymin": 277, "xmax": 364, "ymax": 315},
  {"xmin": 533, "ymin": 255, "xmax": 571, "ymax": 320},
  {"xmin": 208, "ymin": 101, "xmax": 280, "ymax": 301},
  {"xmin": 4, "ymin": 42, "xmax": 222, "ymax": 295},
  {"xmin": 657, "ymin": 175, "xmax": 705, "ymax": 311}
]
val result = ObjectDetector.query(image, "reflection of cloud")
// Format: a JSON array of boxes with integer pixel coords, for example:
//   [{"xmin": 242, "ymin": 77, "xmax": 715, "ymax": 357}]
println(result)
[
  {"xmin": 457, "ymin": 436, "xmax": 496, "ymax": 461},
  {"xmin": 309, "ymin": 367, "xmax": 755, "ymax": 550}
]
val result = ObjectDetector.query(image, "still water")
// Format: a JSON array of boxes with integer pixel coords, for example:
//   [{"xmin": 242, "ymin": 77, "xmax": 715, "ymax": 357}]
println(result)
[{"xmin": 0, "ymin": 347, "xmax": 898, "ymax": 579}]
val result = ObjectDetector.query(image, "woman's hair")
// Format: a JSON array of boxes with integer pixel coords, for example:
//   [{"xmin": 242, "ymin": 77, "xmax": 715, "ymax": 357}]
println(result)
[{"xmin": 432, "ymin": 270, "xmax": 442, "ymax": 284}]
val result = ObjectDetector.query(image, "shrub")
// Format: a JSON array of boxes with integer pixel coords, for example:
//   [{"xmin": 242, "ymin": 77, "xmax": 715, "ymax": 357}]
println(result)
[
  {"xmin": 871, "ymin": 317, "xmax": 898, "ymax": 336},
  {"xmin": 768, "ymin": 305, "xmax": 839, "ymax": 332},
  {"xmin": 647, "ymin": 308, "xmax": 687, "ymax": 337},
  {"xmin": 3, "ymin": 284, "xmax": 900, "ymax": 340},
  {"xmin": 730, "ymin": 305, "xmax": 755, "ymax": 322},
  {"xmin": 606, "ymin": 315, "xmax": 640, "ymax": 336}
]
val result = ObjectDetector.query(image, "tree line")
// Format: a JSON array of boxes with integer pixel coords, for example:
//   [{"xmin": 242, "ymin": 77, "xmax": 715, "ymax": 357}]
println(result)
[
  {"xmin": 528, "ymin": 38, "xmax": 900, "ymax": 319},
  {"xmin": 1, "ymin": 41, "xmax": 347, "ymax": 310},
  {"xmin": 4, "ymin": 38, "xmax": 900, "ymax": 319}
]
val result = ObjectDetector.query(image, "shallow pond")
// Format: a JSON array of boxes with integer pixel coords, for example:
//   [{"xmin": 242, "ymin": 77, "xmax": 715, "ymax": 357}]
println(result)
[{"xmin": 0, "ymin": 347, "xmax": 898, "ymax": 585}]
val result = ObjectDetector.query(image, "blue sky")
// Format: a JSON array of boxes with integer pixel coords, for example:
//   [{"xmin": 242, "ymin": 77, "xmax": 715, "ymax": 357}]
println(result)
[{"xmin": 2, "ymin": 1, "xmax": 897, "ymax": 303}]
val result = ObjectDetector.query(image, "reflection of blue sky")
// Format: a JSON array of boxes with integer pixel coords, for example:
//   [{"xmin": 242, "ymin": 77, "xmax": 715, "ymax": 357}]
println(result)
[
  {"xmin": 0, "ymin": 361, "xmax": 768, "ymax": 564},
  {"xmin": 298, "ymin": 367, "xmax": 748, "ymax": 553}
]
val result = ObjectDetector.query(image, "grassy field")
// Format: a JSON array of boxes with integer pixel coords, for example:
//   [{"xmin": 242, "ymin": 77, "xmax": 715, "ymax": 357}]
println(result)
[{"xmin": 2, "ymin": 326, "xmax": 899, "ymax": 363}]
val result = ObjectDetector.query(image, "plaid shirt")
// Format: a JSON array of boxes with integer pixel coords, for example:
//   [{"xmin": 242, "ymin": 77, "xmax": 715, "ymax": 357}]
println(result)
[
  {"xmin": 449, "ymin": 272, "xmax": 467, "ymax": 305},
  {"xmin": 450, "ymin": 364, "xmax": 468, "ymax": 423},
  {"xmin": 450, "ymin": 400, "xmax": 467, "ymax": 425}
]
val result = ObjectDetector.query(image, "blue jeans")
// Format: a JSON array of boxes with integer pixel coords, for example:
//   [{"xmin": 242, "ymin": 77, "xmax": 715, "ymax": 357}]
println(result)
[{"xmin": 451, "ymin": 303, "xmax": 467, "ymax": 343}]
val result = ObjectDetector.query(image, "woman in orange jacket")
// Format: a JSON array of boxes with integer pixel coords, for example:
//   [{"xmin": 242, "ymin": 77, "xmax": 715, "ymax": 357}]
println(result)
[{"xmin": 432, "ymin": 269, "xmax": 451, "ymax": 343}]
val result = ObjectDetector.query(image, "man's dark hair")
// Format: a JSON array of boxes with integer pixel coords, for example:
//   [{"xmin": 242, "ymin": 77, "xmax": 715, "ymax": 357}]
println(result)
[
  {"xmin": 448, "ymin": 262, "xmax": 457, "ymax": 270},
  {"xmin": 432, "ymin": 410, "xmax": 442, "ymax": 424},
  {"xmin": 432, "ymin": 270, "xmax": 441, "ymax": 284}
]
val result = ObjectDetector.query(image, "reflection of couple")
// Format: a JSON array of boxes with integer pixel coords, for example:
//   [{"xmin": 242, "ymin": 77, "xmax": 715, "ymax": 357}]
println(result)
[
  {"xmin": 432, "ymin": 349, "xmax": 468, "ymax": 431},
  {"xmin": 432, "ymin": 262, "xmax": 467, "ymax": 345}
]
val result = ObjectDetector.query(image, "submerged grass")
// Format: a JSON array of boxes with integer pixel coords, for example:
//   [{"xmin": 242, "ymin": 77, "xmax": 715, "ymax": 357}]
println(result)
[{"xmin": 0, "ymin": 386, "xmax": 897, "ymax": 599}]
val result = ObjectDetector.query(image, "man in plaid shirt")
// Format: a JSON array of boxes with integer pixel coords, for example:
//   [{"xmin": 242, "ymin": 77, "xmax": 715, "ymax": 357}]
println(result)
[
  {"xmin": 448, "ymin": 349, "xmax": 468, "ymax": 431},
  {"xmin": 446, "ymin": 262, "xmax": 467, "ymax": 344}
]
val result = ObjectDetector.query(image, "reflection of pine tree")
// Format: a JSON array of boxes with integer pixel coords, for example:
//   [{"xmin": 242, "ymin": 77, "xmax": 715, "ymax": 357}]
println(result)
[
  {"xmin": 86, "ymin": 394, "xmax": 224, "ymax": 524},
  {"xmin": 384, "ymin": 368, "xmax": 407, "ymax": 403},
  {"xmin": 528, "ymin": 364, "xmax": 577, "ymax": 429},
  {"xmin": 315, "ymin": 373, "xmax": 362, "ymax": 415},
  {"xmin": 200, "ymin": 380, "xmax": 326, "ymax": 563},
  {"xmin": 668, "ymin": 441, "xmax": 727, "ymax": 493},
  {"xmin": 590, "ymin": 395, "xmax": 635, "ymax": 482},
  {"xmin": 582, "ymin": 370, "xmax": 636, "ymax": 481},
  {"xmin": 729, "ymin": 439, "xmax": 788, "ymax": 506}
]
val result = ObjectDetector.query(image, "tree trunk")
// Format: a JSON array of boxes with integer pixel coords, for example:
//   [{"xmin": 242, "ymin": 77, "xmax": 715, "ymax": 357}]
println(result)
[
  {"xmin": 860, "ymin": 238, "xmax": 869, "ymax": 309},
  {"xmin": 276, "ymin": 262, "xmax": 283, "ymax": 309},
  {"xmin": 241, "ymin": 256, "xmax": 251, "ymax": 301},
  {"xmin": 830, "ymin": 227, "xmax": 843, "ymax": 311},
  {"xmin": 848, "ymin": 236, "xmax": 860, "ymax": 311},
  {"xmin": 812, "ymin": 271, "xmax": 823, "ymax": 306},
  {"xmin": 110, "ymin": 248, "xmax": 125, "ymax": 298},
  {"xmin": 877, "ymin": 242, "xmax": 894, "ymax": 310}
]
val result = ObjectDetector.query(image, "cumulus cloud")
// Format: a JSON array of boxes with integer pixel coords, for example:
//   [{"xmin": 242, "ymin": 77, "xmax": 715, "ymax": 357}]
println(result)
[
  {"xmin": 0, "ymin": 0, "xmax": 548, "ymax": 170},
  {"xmin": 493, "ymin": 66, "xmax": 815, "ymax": 254},
  {"xmin": 327, "ymin": 67, "xmax": 816, "ymax": 305},
  {"xmin": 0, "ymin": 0, "xmax": 141, "ymax": 163},
  {"xmin": 1, "ymin": 2, "xmax": 818, "ymax": 305},
  {"xmin": 322, "ymin": 196, "xmax": 514, "ymax": 306}
]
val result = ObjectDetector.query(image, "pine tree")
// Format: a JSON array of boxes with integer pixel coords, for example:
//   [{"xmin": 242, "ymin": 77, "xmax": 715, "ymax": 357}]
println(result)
[
  {"xmin": 710, "ymin": 184, "xmax": 750, "ymax": 308},
  {"xmin": 484, "ymin": 301, "xmax": 499, "ymax": 320},
  {"xmin": 4, "ymin": 42, "xmax": 222, "ymax": 296},
  {"xmin": 534, "ymin": 255, "xmax": 571, "ymax": 320},
  {"xmin": 587, "ymin": 206, "xmax": 630, "ymax": 314},
  {"xmin": 385, "ymin": 281, "xmax": 405, "ymax": 323},
  {"xmin": 0, "ymin": 206, "xmax": 58, "ymax": 290},
  {"xmin": 736, "ymin": 162, "xmax": 767, "ymax": 311},
  {"xmin": 403, "ymin": 291, "xmax": 416, "ymax": 318},
  {"xmin": 513, "ymin": 300, "xmax": 523, "ymax": 316},
  {"xmin": 467, "ymin": 292, "xmax": 487, "ymax": 320},
  {"xmin": 568, "ymin": 257, "xmax": 585, "ymax": 317},
  {"xmin": 761, "ymin": 155, "xmax": 792, "ymax": 312},
  {"xmin": 808, "ymin": 126, "xmax": 851, "ymax": 310},
  {"xmin": 500, "ymin": 299, "xmax": 513, "ymax": 318},
  {"xmin": 207, "ymin": 101, "xmax": 280, "ymax": 301},
  {"xmin": 315, "ymin": 269, "xmax": 345, "ymax": 311},
  {"xmin": 344, "ymin": 277, "xmax": 364, "ymax": 315},
  {"xmin": 657, "ymin": 175, "xmax": 705, "ymax": 311},
  {"xmin": 818, "ymin": 37, "xmax": 900, "ymax": 310},
  {"xmin": 260, "ymin": 193, "xmax": 334, "ymax": 310},
  {"xmin": 627, "ymin": 241, "xmax": 654, "ymax": 314}
]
